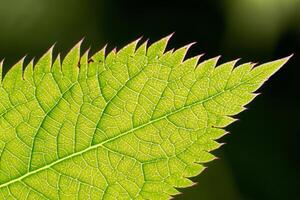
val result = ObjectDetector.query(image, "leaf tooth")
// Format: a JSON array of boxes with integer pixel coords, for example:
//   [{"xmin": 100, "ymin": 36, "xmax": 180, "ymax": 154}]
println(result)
[
  {"xmin": 166, "ymin": 32, "xmax": 175, "ymax": 41},
  {"xmin": 105, "ymin": 47, "xmax": 117, "ymax": 65},
  {"xmin": 216, "ymin": 116, "xmax": 239, "ymax": 127},
  {"xmin": 19, "ymin": 55, "xmax": 27, "ymax": 65},
  {"xmin": 0, "ymin": 59, "xmax": 3, "ymax": 85},
  {"xmin": 24, "ymin": 59, "xmax": 34, "ymax": 82},
  {"xmin": 235, "ymin": 92, "xmax": 261, "ymax": 111},
  {"xmin": 180, "ymin": 54, "xmax": 204, "ymax": 72},
  {"xmin": 195, "ymin": 55, "xmax": 221, "ymax": 78},
  {"xmin": 250, "ymin": 55, "xmax": 292, "ymax": 80},
  {"xmin": 226, "ymin": 62, "xmax": 254, "ymax": 89},
  {"xmin": 82, "ymin": 48, "xmax": 90, "ymax": 64},
  {"xmin": 2, "ymin": 56, "xmax": 25, "ymax": 90},
  {"xmin": 189, "ymin": 181, "xmax": 199, "ymax": 187},
  {"xmin": 210, "ymin": 59, "xmax": 240, "ymax": 91},
  {"xmin": 243, "ymin": 55, "xmax": 292, "ymax": 92},
  {"xmin": 90, "ymin": 44, "xmax": 106, "ymax": 64},
  {"xmin": 196, "ymin": 151, "xmax": 218, "ymax": 163},
  {"xmin": 169, "ymin": 42, "xmax": 197, "ymax": 66},
  {"xmin": 117, "ymin": 36, "xmax": 142, "ymax": 58},
  {"xmin": 178, "ymin": 42, "xmax": 197, "ymax": 60},
  {"xmin": 61, "ymin": 39, "xmax": 82, "ymax": 81},
  {"xmin": 16, "ymin": 56, "xmax": 26, "ymax": 78},
  {"xmin": 111, "ymin": 47, "xmax": 117, "ymax": 53},
  {"xmin": 72, "ymin": 39, "xmax": 83, "ymax": 51},
  {"xmin": 159, "ymin": 48, "xmax": 174, "ymax": 62},
  {"xmin": 183, "ymin": 163, "xmax": 206, "ymax": 178},
  {"xmin": 78, "ymin": 49, "xmax": 89, "ymax": 80},
  {"xmin": 52, "ymin": 54, "xmax": 62, "ymax": 74},
  {"xmin": 147, "ymin": 33, "xmax": 173, "ymax": 59},
  {"xmin": 253, "ymin": 92, "xmax": 261, "ymax": 97},
  {"xmin": 190, "ymin": 54, "xmax": 204, "ymax": 65},
  {"xmin": 206, "ymin": 141, "xmax": 224, "ymax": 152},
  {"xmin": 214, "ymin": 58, "xmax": 240, "ymax": 72},
  {"xmin": 135, "ymin": 40, "xmax": 148, "ymax": 55},
  {"xmin": 211, "ymin": 129, "xmax": 230, "ymax": 139},
  {"xmin": 165, "ymin": 185, "xmax": 181, "ymax": 196},
  {"xmin": 176, "ymin": 177, "xmax": 195, "ymax": 188},
  {"xmin": 33, "ymin": 45, "xmax": 54, "ymax": 82}
]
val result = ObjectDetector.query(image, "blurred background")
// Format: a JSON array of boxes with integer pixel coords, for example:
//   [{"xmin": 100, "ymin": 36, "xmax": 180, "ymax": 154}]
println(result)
[{"xmin": 0, "ymin": 0, "xmax": 299, "ymax": 199}]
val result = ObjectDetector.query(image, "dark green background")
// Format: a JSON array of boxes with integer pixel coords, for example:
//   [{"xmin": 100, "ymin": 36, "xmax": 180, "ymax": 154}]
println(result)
[{"xmin": 0, "ymin": 0, "xmax": 299, "ymax": 199}]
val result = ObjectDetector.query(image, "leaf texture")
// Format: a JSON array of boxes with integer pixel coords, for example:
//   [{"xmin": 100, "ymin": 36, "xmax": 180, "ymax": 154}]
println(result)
[{"xmin": 0, "ymin": 36, "xmax": 290, "ymax": 199}]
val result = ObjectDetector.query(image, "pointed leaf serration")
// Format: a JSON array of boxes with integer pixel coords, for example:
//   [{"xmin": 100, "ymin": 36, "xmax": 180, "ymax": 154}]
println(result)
[{"xmin": 0, "ymin": 36, "xmax": 290, "ymax": 199}]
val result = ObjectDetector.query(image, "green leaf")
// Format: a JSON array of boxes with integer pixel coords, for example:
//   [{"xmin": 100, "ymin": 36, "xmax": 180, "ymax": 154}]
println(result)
[{"xmin": 0, "ymin": 36, "xmax": 290, "ymax": 199}]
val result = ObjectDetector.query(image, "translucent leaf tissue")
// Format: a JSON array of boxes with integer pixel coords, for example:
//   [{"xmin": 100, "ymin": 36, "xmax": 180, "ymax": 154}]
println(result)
[{"xmin": 0, "ymin": 35, "xmax": 291, "ymax": 199}]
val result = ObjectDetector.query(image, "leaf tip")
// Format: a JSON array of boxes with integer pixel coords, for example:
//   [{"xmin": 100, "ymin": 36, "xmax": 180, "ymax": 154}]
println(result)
[
  {"xmin": 213, "ymin": 156, "xmax": 220, "ymax": 160},
  {"xmin": 219, "ymin": 142, "xmax": 226, "ymax": 147},
  {"xmin": 0, "ymin": 59, "xmax": 3, "ymax": 83},
  {"xmin": 19, "ymin": 55, "xmax": 27, "ymax": 64},
  {"xmin": 190, "ymin": 181, "xmax": 198, "ymax": 187},
  {"xmin": 84, "ymin": 47, "xmax": 91, "ymax": 56},
  {"xmin": 72, "ymin": 38, "xmax": 84, "ymax": 52},
  {"xmin": 48, "ymin": 43, "xmax": 56, "ymax": 54},
  {"xmin": 224, "ymin": 131, "xmax": 230, "ymax": 135},
  {"xmin": 166, "ymin": 32, "xmax": 175, "ymax": 41},
  {"xmin": 286, "ymin": 53, "xmax": 294, "ymax": 60},
  {"xmin": 112, "ymin": 47, "xmax": 117, "ymax": 53},
  {"xmin": 136, "ymin": 35, "xmax": 143, "ymax": 43},
  {"xmin": 183, "ymin": 41, "xmax": 197, "ymax": 50},
  {"xmin": 0, "ymin": 59, "xmax": 4, "ymax": 71},
  {"xmin": 102, "ymin": 44, "xmax": 108, "ymax": 55},
  {"xmin": 269, "ymin": 54, "xmax": 292, "ymax": 71},
  {"xmin": 275, "ymin": 54, "xmax": 293, "ymax": 68},
  {"xmin": 78, "ymin": 37, "xmax": 85, "ymax": 46}
]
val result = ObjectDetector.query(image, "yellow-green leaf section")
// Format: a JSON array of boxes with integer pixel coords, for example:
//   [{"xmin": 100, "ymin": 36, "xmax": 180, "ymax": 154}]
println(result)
[{"xmin": 0, "ymin": 36, "xmax": 290, "ymax": 199}]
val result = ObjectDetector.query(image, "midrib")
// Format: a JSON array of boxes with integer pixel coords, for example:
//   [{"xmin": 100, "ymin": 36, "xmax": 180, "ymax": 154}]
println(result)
[{"xmin": 0, "ymin": 88, "xmax": 228, "ymax": 189}]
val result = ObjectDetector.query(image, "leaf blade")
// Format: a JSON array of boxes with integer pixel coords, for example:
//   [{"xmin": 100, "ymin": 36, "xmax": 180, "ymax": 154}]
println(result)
[{"xmin": 0, "ymin": 37, "xmax": 291, "ymax": 199}]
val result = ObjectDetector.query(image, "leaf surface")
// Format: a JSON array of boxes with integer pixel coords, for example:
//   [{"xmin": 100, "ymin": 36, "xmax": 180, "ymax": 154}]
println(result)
[{"xmin": 0, "ymin": 36, "xmax": 290, "ymax": 199}]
